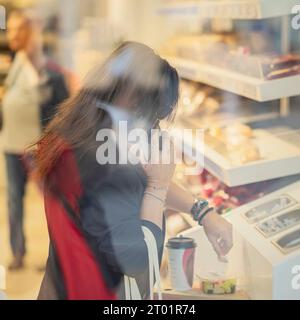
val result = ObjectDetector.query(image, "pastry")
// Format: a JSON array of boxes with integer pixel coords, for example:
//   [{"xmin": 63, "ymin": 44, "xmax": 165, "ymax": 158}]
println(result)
[
  {"xmin": 266, "ymin": 65, "xmax": 300, "ymax": 80},
  {"xmin": 224, "ymin": 123, "xmax": 253, "ymax": 139},
  {"xmin": 238, "ymin": 141, "xmax": 261, "ymax": 164}
]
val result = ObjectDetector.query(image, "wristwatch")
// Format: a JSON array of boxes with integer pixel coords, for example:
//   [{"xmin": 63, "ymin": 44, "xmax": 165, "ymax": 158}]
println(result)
[{"xmin": 190, "ymin": 199, "xmax": 213, "ymax": 226}]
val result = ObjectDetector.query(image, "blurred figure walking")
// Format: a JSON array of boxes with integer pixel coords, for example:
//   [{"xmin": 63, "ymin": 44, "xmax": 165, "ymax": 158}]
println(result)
[{"xmin": 1, "ymin": 10, "xmax": 69, "ymax": 270}]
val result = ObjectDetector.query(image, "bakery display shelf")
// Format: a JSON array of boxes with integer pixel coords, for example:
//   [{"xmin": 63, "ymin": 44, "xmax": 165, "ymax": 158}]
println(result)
[
  {"xmin": 158, "ymin": 0, "xmax": 298, "ymax": 20},
  {"xmin": 174, "ymin": 126, "xmax": 300, "ymax": 187},
  {"xmin": 180, "ymin": 111, "xmax": 279, "ymax": 131},
  {"xmin": 166, "ymin": 56, "xmax": 300, "ymax": 102},
  {"xmin": 246, "ymin": 116, "xmax": 300, "ymax": 149}
]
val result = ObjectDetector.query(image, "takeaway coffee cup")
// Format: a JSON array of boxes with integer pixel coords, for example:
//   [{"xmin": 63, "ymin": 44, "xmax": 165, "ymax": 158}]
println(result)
[{"xmin": 166, "ymin": 236, "xmax": 196, "ymax": 291}]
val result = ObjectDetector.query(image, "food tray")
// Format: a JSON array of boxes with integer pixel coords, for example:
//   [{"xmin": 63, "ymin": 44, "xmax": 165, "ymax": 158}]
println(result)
[
  {"xmin": 256, "ymin": 206, "xmax": 300, "ymax": 237},
  {"xmin": 243, "ymin": 194, "xmax": 297, "ymax": 224}
]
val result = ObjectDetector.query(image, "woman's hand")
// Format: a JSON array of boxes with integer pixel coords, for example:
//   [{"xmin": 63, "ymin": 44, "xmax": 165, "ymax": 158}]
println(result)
[
  {"xmin": 141, "ymin": 155, "xmax": 176, "ymax": 228},
  {"xmin": 142, "ymin": 139, "xmax": 176, "ymax": 190},
  {"xmin": 143, "ymin": 161, "xmax": 176, "ymax": 190},
  {"xmin": 202, "ymin": 212, "xmax": 233, "ymax": 261}
]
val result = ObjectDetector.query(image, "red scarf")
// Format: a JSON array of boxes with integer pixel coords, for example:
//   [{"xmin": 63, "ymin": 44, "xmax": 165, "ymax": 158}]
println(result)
[{"xmin": 44, "ymin": 145, "xmax": 116, "ymax": 300}]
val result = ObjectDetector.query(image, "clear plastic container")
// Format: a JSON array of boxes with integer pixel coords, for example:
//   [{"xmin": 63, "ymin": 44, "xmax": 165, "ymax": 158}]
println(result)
[{"xmin": 199, "ymin": 260, "xmax": 237, "ymax": 295}]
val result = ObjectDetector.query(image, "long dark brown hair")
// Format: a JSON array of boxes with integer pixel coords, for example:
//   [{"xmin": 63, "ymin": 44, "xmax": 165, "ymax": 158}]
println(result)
[{"xmin": 35, "ymin": 42, "xmax": 179, "ymax": 180}]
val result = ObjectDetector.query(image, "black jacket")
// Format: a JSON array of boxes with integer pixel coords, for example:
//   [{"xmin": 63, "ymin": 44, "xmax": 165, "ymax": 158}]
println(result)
[
  {"xmin": 38, "ymin": 152, "xmax": 165, "ymax": 300},
  {"xmin": 40, "ymin": 67, "xmax": 69, "ymax": 129}
]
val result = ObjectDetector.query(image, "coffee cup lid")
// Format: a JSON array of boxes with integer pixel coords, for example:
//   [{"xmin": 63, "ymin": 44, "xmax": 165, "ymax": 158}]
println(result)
[{"xmin": 166, "ymin": 236, "xmax": 196, "ymax": 249}]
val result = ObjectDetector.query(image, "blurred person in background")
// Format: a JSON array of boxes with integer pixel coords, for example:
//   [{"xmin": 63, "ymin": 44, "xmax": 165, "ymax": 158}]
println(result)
[
  {"xmin": 1, "ymin": 10, "xmax": 69, "ymax": 271},
  {"xmin": 35, "ymin": 42, "xmax": 232, "ymax": 299}
]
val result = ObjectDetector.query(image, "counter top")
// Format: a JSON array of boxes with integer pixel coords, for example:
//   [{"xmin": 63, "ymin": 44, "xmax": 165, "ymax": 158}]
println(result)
[{"xmin": 158, "ymin": 289, "xmax": 249, "ymax": 300}]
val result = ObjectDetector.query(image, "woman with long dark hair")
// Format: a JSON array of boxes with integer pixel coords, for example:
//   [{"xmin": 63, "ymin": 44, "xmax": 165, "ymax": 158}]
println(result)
[{"xmin": 35, "ymin": 42, "xmax": 232, "ymax": 300}]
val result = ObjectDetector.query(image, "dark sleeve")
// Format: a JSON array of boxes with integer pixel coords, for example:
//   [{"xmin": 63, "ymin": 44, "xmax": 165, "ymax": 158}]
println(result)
[
  {"xmin": 80, "ymin": 170, "xmax": 164, "ymax": 278},
  {"xmin": 38, "ymin": 244, "xmax": 66, "ymax": 300},
  {"xmin": 51, "ymin": 73, "xmax": 69, "ymax": 106},
  {"xmin": 40, "ymin": 72, "xmax": 69, "ymax": 129}
]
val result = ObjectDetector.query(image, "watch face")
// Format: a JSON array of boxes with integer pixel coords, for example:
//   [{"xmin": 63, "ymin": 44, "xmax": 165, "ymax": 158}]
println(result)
[{"xmin": 191, "ymin": 200, "xmax": 209, "ymax": 221}]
